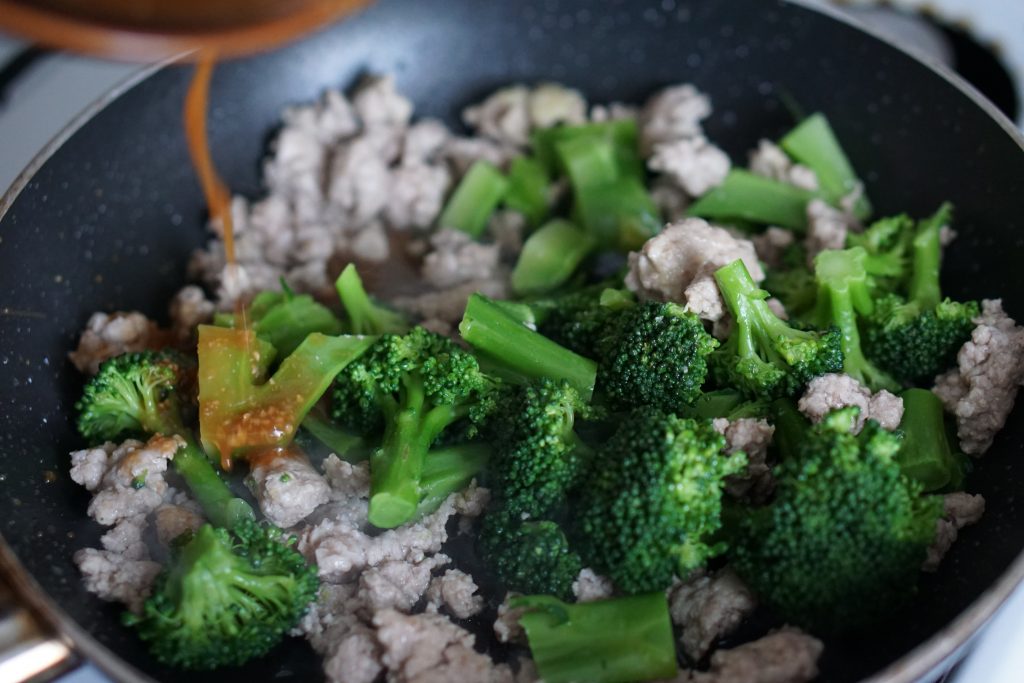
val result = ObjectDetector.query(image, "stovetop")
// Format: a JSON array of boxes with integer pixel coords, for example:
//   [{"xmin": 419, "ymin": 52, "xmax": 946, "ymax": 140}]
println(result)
[{"xmin": 0, "ymin": 1, "xmax": 1021, "ymax": 681}]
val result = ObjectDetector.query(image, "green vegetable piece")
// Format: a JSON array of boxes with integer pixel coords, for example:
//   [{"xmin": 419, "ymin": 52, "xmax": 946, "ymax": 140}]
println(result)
[
  {"xmin": 299, "ymin": 409, "xmax": 369, "ymax": 463},
  {"xmin": 416, "ymin": 442, "xmax": 489, "ymax": 517},
  {"xmin": 335, "ymin": 264, "xmax": 409, "ymax": 335},
  {"xmin": 572, "ymin": 176, "xmax": 661, "ymax": 251},
  {"xmin": 438, "ymin": 161, "xmax": 508, "ymax": 237},
  {"xmin": 781, "ymin": 112, "xmax": 872, "ymax": 220},
  {"xmin": 504, "ymin": 156, "xmax": 551, "ymax": 226},
  {"xmin": 216, "ymin": 288, "xmax": 344, "ymax": 358},
  {"xmin": 511, "ymin": 593, "xmax": 678, "ymax": 683},
  {"xmin": 531, "ymin": 119, "xmax": 643, "ymax": 180},
  {"xmin": 688, "ymin": 169, "xmax": 817, "ymax": 231},
  {"xmin": 511, "ymin": 219, "xmax": 596, "ymax": 296},
  {"xmin": 459, "ymin": 293, "xmax": 597, "ymax": 400},
  {"xmin": 556, "ymin": 135, "xmax": 619, "ymax": 189},
  {"xmin": 897, "ymin": 389, "xmax": 963, "ymax": 491},
  {"xmin": 479, "ymin": 514, "xmax": 582, "ymax": 599}
]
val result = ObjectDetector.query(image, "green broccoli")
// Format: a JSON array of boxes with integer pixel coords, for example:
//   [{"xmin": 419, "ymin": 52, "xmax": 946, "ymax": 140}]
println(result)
[
  {"xmin": 811, "ymin": 248, "xmax": 900, "ymax": 392},
  {"xmin": 712, "ymin": 258, "xmax": 843, "ymax": 399},
  {"xmin": 896, "ymin": 388, "xmax": 966, "ymax": 492},
  {"xmin": 75, "ymin": 351, "xmax": 317, "ymax": 669},
  {"xmin": 846, "ymin": 213, "xmax": 914, "ymax": 286},
  {"xmin": 576, "ymin": 411, "xmax": 746, "ymax": 594},
  {"xmin": 862, "ymin": 204, "xmax": 978, "ymax": 383},
  {"xmin": 478, "ymin": 512, "xmax": 582, "ymax": 600},
  {"xmin": 533, "ymin": 283, "xmax": 624, "ymax": 356},
  {"xmin": 680, "ymin": 388, "xmax": 770, "ymax": 420},
  {"xmin": 331, "ymin": 327, "xmax": 496, "ymax": 528},
  {"xmin": 729, "ymin": 402, "xmax": 942, "ymax": 633},
  {"xmin": 512, "ymin": 593, "xmax": 678, "ymax": 683},
  {"xmin": 335, "ymin": 264, "xmax": 409, "ymax": 335}
]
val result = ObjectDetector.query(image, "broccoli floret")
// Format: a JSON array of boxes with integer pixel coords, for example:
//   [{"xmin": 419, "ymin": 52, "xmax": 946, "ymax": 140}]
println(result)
[
  {"xmin": 332, "ymin": 327, "xmax": 496, "ymax": 528},
  {"xmin": 479, "ymin": 512, "xmax": 582, "ymax": 600},
  {"xmin": 762, "ymin": 264, "xmax": 817, "ymax": 318},
  {"xmin": 729, "ymin": 402, "xmax": 942, "ymax": 633},
  {"xmin": 335, "ymin": 264, "xmax": 408, "ymax": 335},
  {"xmin": 534, "ymin": 284, "xmax": 621, "ymax": 357},
  {"xmin": 862, "ymin": 205, "xmax": 978, "ymax": 383},
  {"xmin": 511, "ymin": 593, "xmax": 678, "ymax": 683},
  {"xmin": 846, "ymin": 213, "xmax": 914, "ymax": 287},
  {"xmin": 576, "ymin": 411, "xmax": 746, "ymax": 594},
  {"xmin": 124, "ymin": 521, "xmax": 317, "ymax": 670},
  {"xmin": 811, "ymin": 248, "xmax": 900, "ymax": 392},
  {"xmin": 712, "ymin": 258, "xmax": 843, "ymax": 399}
]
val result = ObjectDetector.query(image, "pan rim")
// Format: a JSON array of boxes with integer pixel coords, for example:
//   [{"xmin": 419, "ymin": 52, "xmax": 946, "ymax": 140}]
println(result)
[{"xmin": 1, "ymin": 2, "xmax": 1022, "ymax": 682}]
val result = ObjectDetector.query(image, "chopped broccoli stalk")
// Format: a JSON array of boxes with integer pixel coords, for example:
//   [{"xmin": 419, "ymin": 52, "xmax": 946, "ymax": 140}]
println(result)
[
  {"xmin": 712, "ymin": 258, "xmax": 843, "ymax": 399},
  {"xmin": 197, "ymin": 326, "xmax": 375, "ymax": 468},
  {"xmin": 572, "ymin": 177, "xmax": 661, "ymax": 251},
  {"xmin": 459, "ymin": 293, "xmax": 597, "ymax": 400},
  {"xmin": 859, "ymin": 205, "xmax": 978, "ymax": 383},
  {"xmin": 512, "ymin": 593, "xmax": 678, "ymax": 683},
  {"xmin": 531, "ymin": 119, "xmax": 643, "ymax": 180},
  {"xmin": 730, "ymin": 402, "xmax": 942, "ymax": 633},
  {"xmin": 556, "ymin": 135, "xmax": 620, "ymax": 188},
  {"xmin": 335, "ymin": 264, "xmax": 408, "ymax": 335},
  {"xmin": 479, "ymin": 513, "xmax": 582, "ymax": 599},
  {"xmin": 246, "ymin": 288, "xmax": 344, "ymax": 357},
  {"xmin": 681, "ymin": 389, "xmax": 770, "ymax": 420},
  {"xmin": 299, "ymin": 409, "xmax": 369, "ymax": 463},
  {"xmin": 780, "ymin": 113, "xmax": 872, "ymax": 219},
  {"xmin": 331, "ymin": 327, "xmax": 496, "ymax": 528},
  {"xmin": 416, "ymin": 442, "xmax": 489, "ymax": 517},
  {"xmin": 811, "ymin": 248, "xmax": 900, "ymax": 392},
  {"xmin": 511, "ymin": 219, "xmax": 596, "ymax": 296},
  {"xmin": 897, "ymin": 388, "xmax": 964, "ymax": 491},
  {"xmin": 577, "ymin": 411, "xmax": 746, "ymax": 593},
  {"xmin": 438, "ymin": 161, "xmax": 508, "ymax": 237},
  {"xmin": 124, "ymin": 521, "xmax": 317, "ymax": 670},
  {"xmin": 688, "ymin": 170, "xmax": 817, "ymax": 231},
  {"xmin": 504, "ymin": 156, "xmax": 552, "ymax": 227},
  {"xmin": 491, "ymin": 299, "xmax": 538, "ymax": 327}
]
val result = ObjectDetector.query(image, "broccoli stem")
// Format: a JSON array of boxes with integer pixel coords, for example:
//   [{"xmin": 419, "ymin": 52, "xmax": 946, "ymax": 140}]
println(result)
[
  {"xmin": 771, "ymin": 399, "xmax": 810, "ymax": 459},
  {"xmin": 688, "ymin": 169, "xmax": 817, "ymax": 231},
  {"xmin": 416, "ymin": 443, "xmax": 489, "ymax": 516},
  {"xmin": 335, "ymin": 264, "xmax": 408, "ymax": 335},
  {"xmin": 556, "ymin": 136, "xmax": 619, "ymax": 188},
  {"xmin": 173, "ymin": 440, "xmax": 255, "ymax": 530},
  {"xmin": 780, "ymin": 113, "xmax": 872, "ymax": 220},
  {"xmin": 511, "ymin": 593, "xmax": 678, "ymax": 683},
  {"xmin": 438, "ymin": 161, "xmax": 508, "ymax": 237},
  {"xmin": 716, "ymin": 258, "xmax": 796, "ymax": 355},
  {"xmin": 511, "ymin": 219, "xmax": 595, "ymax": 296},
  {"xmin": 897, "ymin": 389, "xmax": 960, "ymax": 491},
  {"xmin": 571, "ymin": 177, "xmax": 660, "ymax": 251},
  {"xmin": 459, "ymin": 294, "xmax": 597, "ymax": 400},
  {"xmin": 908, "ymin": 203, "xmax": 952, "ymax": 310},
  {"xmin": 531, "ymin": 119, "xmax": 643, "ymax": 180},
  {"xmin": 504, "ymin": 157, "xmax": 551, "ymax": 227},
  {"xmin": 299, "ymin": 409, "xmax": 368, "ymax": 463}
]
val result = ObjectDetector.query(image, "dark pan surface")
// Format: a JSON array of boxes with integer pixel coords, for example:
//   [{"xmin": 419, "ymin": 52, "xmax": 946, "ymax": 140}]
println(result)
[{"xmin": 2, "ymin": 0, "xmax": 1024, "ymax": 681}]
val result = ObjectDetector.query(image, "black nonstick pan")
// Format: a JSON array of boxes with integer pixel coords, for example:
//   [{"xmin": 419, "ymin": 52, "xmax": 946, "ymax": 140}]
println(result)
[{"xmin": 1, "ymin": 1, "xmax": 1023, "ymax": 681}]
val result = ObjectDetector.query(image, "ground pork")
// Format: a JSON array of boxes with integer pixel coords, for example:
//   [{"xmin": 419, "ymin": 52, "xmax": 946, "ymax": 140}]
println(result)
[
  {"xmin": 798, "ymin": 373, "xmax": 904, "ymax": 433},
  {"xmin": 933, "ymin": 299, "xmax": 1024, "ymax": 455},
  {"xmin": 650, "ymin": 177, "xmax": 691, "ymax": 222},
  {"xmin": 246, "ymin": 449, "xmax": 331, "ymax": 529},
  {"xmin": 572, "ymin": 568, "xmax": 614, "ymax": 603},
  {"xmin": 589, "ymin": 102, "xmax": 638, "ymax": 123},
  {"xmin": 686, "ymin": 627, "xmax": 823, "ymax": 683},
  {"xmin": 69, "ymin": 311, "xmax": 166, "ymax": 375},
  {"xmin": 352, "ymin": 75, "xmax": 414, "ymax": 131},
  {"xmin": 359, "ymin": 555, "xmax": 451, "ymax": 615},
  {"xmin": 69, "ymin": 435, "xmax": 181, "ymax": 526},
  {"xmin": 74, "ymin": 548, "xmax": 162, "ymax": 614},
  {"xmin": 402, "ymin": 120, "xmax": 450, "ymax": 165},
  {"xmin": 924, "ymin": 492, "xmax": 986, "ymax": 572},
  {"xmin": 420, "ymin": 229, "xmax": 503, "ymax": 288},
  {"xmin": 528, "ymin": 83, "xmax": 587, "ymax": 129},
  {"xmin": 493, "ymin": 594, "xmax": 527, "ymax": 644},
  {"xmin": 168, "ymin": 285, "xmax": 215, "ymax": 342},
  {"xmin": 153, "ymin": 501, "xmax": 204, "ymax": 547},
  {"xmin": 385, "ymin": 163, "xmax": 452, "ymax": 231},
  {"xmin": 462, "ymin": 86, "xmax": 531, "ymax": 147},
  {"xmin": 669, "ymin": 568, "xmax": 757, "ymax": 661},
  {"xmin": 639, "ymin": 84, "xmax": 712, "ymax": 155},
  {"xmin": 296, "ymin": 583, "xmax": 384, "ymax": 683},
  {"xmin": 804, "ymin": 199, "xmax": 859, "ymax": 265},
  {"xmin": 324, "ymin": 628, "xmax": 385, "ymax": 683},
  {"xmin": 713, "ymin": 418, "xmax": 775, "ymax": 502},
  {"xmin": 748, "ymin": 140, "xmax": 819, "ymax": 191},
  {"xmin": 751, "ymin": 227, "xmax": 796, "ymax": 269},
  {"xmin": 426, "ymin": 569, "xmax": 485, "ymax": 619},
  {"xmin": 625, "ymin": 218, "xmax": 764, "ymax": 323},
  {"xmin": 374, "ymin": 609, "xmax": 514, "ymax": 683},
  {"xmin": 487, "ymin": 210, "xmax": 527, "ymax": 261},
  {"xmin": 441, "ymin": 136, "xmax": 518, "ymax": 176},
  {"xmin": 648, "ymin": 137, "xmax": 731, "ymax": 198}
]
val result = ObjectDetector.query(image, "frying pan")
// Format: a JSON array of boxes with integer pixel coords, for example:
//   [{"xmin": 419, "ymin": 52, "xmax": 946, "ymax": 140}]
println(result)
[{"xmin": 2, "ymin": 0, "xmax": 1023, "ymax": 681}]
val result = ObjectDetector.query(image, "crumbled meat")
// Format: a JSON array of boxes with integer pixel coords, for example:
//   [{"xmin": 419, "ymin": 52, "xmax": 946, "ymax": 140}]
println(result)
[
  {"xmin": 154, "ymin": 502, "xmax": 204, "ymax": 546},
  {"xmin": 487, "ymin": 210, "xmax": 527, "ymax": 261},
  {"xmin": 648, "ymin": 137, "xmax": 731, "ymax": 197},
  {"xmin": 650, "ymin": 177, "xmax": 691, "ymax": 222},
  {"xmin": 589, "ymin": 102, "xmax": 638, "ymax": 123},
  {"xmin": 69, "ymin": 435, "xmax": 182, "ymax": 526},
  {"xmin": 168, "ymin": 285, "xmax": 215, "ymax": 342},
  {"xmin": 246, "ymin": 450, "xmax": 331, "ymax": 529},
  {"xmin": 688, "ymin": 627, "xmax": 823, "ymax": 683},
  {"xmin": 385, "ymin": 164, "xmax": 452, "ymax": 230},
  {"xmin": 933, "ymin": 299, "xmax": 1024, "ymax": 455},
  {"xmin": 426, "ymin": 569, "xmax": 485, "ymax": 619},
  {"xmin": 392, "ymin": 277, "xmax": 510, "ymax": 328},
  {"xmin": 324, "ymin": 629, "xmax": 385, "ymax": 683},
  {"xmin": 528, "ymin": 83, "xmax": 587, "ymax": 129},
  {"xmin": 625, "ymin": 218, "xmax": 764, "ymax": 323},
  {"xmin": 751, "ymin": 227, "xmax": 796, "ymax": 269},
  {"xmin": 798, "ymin": 373, "xmax": 904, "ymax": 433},
  {"xmin": 463, "ymin": 86, "xmax": 531, "ymax": 147},
  {"xmin": 512, "ymin": 657, "xmax": 541, "ymax": 683},
  {"xmin": 403, "ymin": 120, "xmax": 451, "ymax": 165},
  {"xmin": 349, "ymin": 221, "xmax": 392, "ymax": 263},
  {"xmin": 572, "ymin": 568, "xmax": 614, "ymax": 603},
  {"xmin": 669, "ymin": 568, "xmax": 757, "ymax": 660},
  {"xmin": 296, "ymin": 583, "xmax": 384, "ymax": 683},
  {"xmin": 421, "ymin": 229, "xmax": 503, "ymax": 288},
  {"xmin": 748, "ymin": 140, "xmax": 819, "ymax": 191},
  {"xmin": 924, "ymin": 492, "xmax": 986, "ymax": 571},
  {"xmin": 359, "ymin": 555, "xmax": 451, "ymax": 615},
  {"xmin": 713, "ymin": 418, "xmax": 776, "ymax": 502},
  {"xmin": 493, "ymin": 594, "xmax": 527, "ymax": 644},
  {"xmin": 805, "ymin": 199, "xmax": 858, "ymax": 265},
  {"xmin": 329, "ymin": 135, "xmax": 393, "ymax": 226},
  {"xmin": 99, "ymin": 515, "xmax": 148, "ymax": 561},
  {"xmin": 352, "ymin": 75, "xmax": 413, "ymax": 130},
  {"xmin": 69, "ymin": 311, "xmax": 165, "ymax": 375},
  {"xmin": 74, "ymin": 548, "xmax": 162, "ymax": 614},
  {"xmin": 639, "ymin": 84, "xmax": 712, "ymax": 154},
  {"xmin": 374, "ymin": 609, "xmax": 513, "ymax": 683},
  {"xmin": 442, "ymin": 137, "xmax": 517, "ymax": 176}
]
